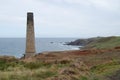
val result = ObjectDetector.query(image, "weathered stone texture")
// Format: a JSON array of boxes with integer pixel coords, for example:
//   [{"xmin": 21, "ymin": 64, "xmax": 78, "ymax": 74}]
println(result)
[{"xmin": 25, "ymin": 12, "xmax": 36, "ymax": 58}]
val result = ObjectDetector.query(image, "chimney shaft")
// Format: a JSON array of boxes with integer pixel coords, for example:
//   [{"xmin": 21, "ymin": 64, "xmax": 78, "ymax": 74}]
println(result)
[{"xmin": 25, "ymin": 12, "xmax": 36, "ymax": 58}]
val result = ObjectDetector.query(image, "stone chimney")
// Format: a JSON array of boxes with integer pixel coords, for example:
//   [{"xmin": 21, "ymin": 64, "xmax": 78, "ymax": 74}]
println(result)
[{"xmin": 25, "ymin": 12, "xmax": 36, "ymax": 58}]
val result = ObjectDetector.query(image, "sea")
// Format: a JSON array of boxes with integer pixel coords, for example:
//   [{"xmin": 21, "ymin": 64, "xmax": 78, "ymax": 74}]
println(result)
[{"xmin": 0, "ymin": 38, "xmax": 80, "ymax": 58}]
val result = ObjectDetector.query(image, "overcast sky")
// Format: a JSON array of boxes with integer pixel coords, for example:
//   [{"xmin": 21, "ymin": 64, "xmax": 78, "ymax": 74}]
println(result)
[{"xmin": 0, "ymin": 0, "xmax": 120, "ymax": 38}]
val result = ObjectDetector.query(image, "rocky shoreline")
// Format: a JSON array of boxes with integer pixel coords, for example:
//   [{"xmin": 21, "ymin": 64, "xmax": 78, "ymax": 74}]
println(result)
[
  {"xmin": 66, "ymin": 37, "xmax": 102, "ymax": 46},
  {"xmin": 66, "ymin": 36, "xmax": 120, "ymax": 50}
]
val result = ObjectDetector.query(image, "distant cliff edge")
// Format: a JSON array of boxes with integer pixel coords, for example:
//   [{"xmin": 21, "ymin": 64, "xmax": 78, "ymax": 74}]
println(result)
[{"xmin": 67, "ymin": 36, "xmax": 120, "ymax": 49}]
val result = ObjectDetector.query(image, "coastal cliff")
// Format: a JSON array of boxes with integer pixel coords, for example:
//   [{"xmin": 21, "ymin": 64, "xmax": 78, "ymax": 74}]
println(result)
[{"xmin": 67, "ymin": 36, "xmax": 120, "ymax": 49}]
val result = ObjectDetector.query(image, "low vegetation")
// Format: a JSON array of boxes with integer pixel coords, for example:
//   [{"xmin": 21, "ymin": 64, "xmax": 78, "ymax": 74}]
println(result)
[
  {"xmin": 0, "ymin": 55, "xmax": 88, "ymax": 80},
  {"xmin": 1, "ymin": 36, "xmax": 120, "ymax": 80},
  {"xmin": 85, "ymin": 36, "xmax": 120, "ymax": 49},
  {"xmin": 67, "ymin": 36, "xmax": 120, "ymax": 49},
  {"xmin": 0, "ymin": 50, "xmax": 120, "ymax": 80}
]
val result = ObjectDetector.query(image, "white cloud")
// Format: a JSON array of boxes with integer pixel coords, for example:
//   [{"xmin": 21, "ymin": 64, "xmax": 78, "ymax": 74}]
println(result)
[
  {"xmin": 89, "ymin": 0, "xmax": 120, "ymax": 11},
  {"xmin": 0, "ymin": 0, "xmax": 120, "ymax": 37},
  {"xmin": 0, "ymin": 14, "xmax": 24, "ymax": 23},
  {"xmin": 44, "ymin": 0, "xmax": 120, "ymax": 12}
]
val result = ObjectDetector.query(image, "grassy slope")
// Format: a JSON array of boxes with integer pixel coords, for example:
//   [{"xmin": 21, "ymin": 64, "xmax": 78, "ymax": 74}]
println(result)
[
  {"xmin": 83, "ymin": 36, "xmax": 120, "ymax": 49},
  {"xmin": 0, "ymin": 55, "xmax": 90, "ymax": 80},
  {"xmin": 0, "ymin": 50, "xmax": 120, "ymax": 80}
]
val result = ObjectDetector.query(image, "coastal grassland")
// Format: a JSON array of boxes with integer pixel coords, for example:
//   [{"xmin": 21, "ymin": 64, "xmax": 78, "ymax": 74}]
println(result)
[
  {"xmin": 68, "ymin": 36, "xmax": 120, "ymax": 49},
  {"xmin": 84, "ymin": 36, "xmax": 120, "ymax": 49},
  {"xmin": 90, "ymin": 59, "xmax": 120, "ymax": 80},
  {"xmin": 0, "ymin": 57, "xmax": 58, "ymax": 80},
  {"xmin": 79, "ymin": 50, "xmax": 120, "ymax": 80},
  {"xmin": 0, "ymin": 49, "xmax": 120, "ymax": 80},
  {"xmin": 0, "ymin": 55, "xmax": 89, "ymax": 80}
]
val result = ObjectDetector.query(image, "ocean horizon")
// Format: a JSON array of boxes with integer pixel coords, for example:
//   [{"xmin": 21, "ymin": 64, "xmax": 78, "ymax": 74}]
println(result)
[{"xmin": 0, "ymin": 38, "xmax": 80, "ymax": 58}]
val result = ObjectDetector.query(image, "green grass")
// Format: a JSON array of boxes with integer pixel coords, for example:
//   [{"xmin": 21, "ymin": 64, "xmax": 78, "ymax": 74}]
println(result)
[
  {"xmin": 80, "ymin": 76, "xmax": 88, "ymax": 80},
  {"xmin": 0, "ymin": 61, "xmax": 58, "ymax": 80},
  {"xmin": 0, "ymin": 70, "xmax": 57, "ymax": 80},
  {"xmin": 90, "ymin": 59, "xmax": 120, "ymax": 80},
  {"xmin": 0, "ymin": 58, "xmax": 120, "ymax": 80},
  {"xmin": 1, "ymin": 57, "xmax": 120, "ymax": 80},
  {"xmin": 85, "ymin": 36, "xmax": 120, "ymax": 49},
  {"xmin": 0, "ymin": 57, "xmax": 75, "ymax": 80},
  {"xmin": 1, "ymin": 41, "xmax": 120, "ymax": 80},
  {"xmin": 0, "ymin": 59, "xmax": 18, "ymax": 71},
  {"xmin": 23, "ymin": 62, "xmax": 48, "ymax": 69}
]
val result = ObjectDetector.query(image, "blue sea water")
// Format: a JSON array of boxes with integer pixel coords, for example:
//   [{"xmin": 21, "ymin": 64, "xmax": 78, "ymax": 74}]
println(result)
[{"xmin": 0, "ymin": 38, "xmax": 80, "ymax": 58}]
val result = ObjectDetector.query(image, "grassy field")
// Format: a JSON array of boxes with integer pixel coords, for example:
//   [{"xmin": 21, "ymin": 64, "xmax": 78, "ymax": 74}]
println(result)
[
  {"xmin": 0, "ymin": 55, "xmax": 89, "ymax": 80},
  {"xmin": 0, "ymin": 49, "xmax": 120, "ymax": 80},
  {"xmin": 83, "ymin": 36, "xmax": 120, "ymax": 49}
]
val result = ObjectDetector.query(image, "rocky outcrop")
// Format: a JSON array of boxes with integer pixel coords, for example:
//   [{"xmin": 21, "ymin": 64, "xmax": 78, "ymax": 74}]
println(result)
[
  {"xmin": 67, "ymin": 36, "xmax": 120, "ymax": 50},
  {"xmin": 66, "ymin": 37, "xmax": 101, "ymax": 46},
  {"xmin": 67, "ymin": 39, "xmax": 89, "ymax": 46}
]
